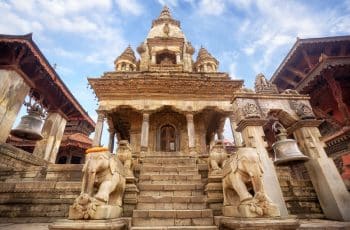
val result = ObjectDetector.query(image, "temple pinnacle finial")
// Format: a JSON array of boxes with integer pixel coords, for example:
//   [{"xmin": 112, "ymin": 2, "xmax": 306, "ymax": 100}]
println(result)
[{"xmin": 159, "ymin": 5, "xmax": 172, "ymax": 19}]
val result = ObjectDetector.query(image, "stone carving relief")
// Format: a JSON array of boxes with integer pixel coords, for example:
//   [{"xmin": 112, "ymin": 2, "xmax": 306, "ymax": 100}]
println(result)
[
  {"xmin": 290, "ymin": 101, "xmax": 315, "ymax": 120},
  {"xmin": 242, "ymin": 102, "xmax": 261, "ymax": 119},
  {"xmin": 209, "ymin": 140, "xmax": 228, "ymax": 174},
  {"xmin": 69, "ymin": 147, "xmax": 126, "ymax": 220},
  {"xmin": 116, "ymin": 140, "xmax": 134, "ymax": 177},
  {"xmin": 222, "ymin": 147, "xmax": 280, "ymax": 217},
  {"xmin": 282, "ymin": 89, "xmax": 299, "ymax": 95},
  {"xmin": 254, "ymin": 73, "xmax": 278, "ymax": 94}
]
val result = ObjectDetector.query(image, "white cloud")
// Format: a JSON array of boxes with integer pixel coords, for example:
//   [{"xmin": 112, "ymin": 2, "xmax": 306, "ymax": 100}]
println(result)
[
  {"xmin": 115, "ymin": 0, "xmax": 143, "ymax": 15},
  {"xmin": 198, "ymin": 0, "xmax": 225, "ymax": 16}
]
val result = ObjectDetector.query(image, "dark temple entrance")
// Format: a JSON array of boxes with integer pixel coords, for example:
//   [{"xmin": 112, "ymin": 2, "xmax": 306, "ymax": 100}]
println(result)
[{"xmin": 160, "ymin": 124, "xmax": 176, "ymax": 152}]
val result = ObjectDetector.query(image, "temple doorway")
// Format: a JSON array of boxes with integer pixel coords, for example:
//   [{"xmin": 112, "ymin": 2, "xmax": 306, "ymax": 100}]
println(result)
[{"xmin": 160, "ymin": 124, "xmax": 176, "ymax": 152}]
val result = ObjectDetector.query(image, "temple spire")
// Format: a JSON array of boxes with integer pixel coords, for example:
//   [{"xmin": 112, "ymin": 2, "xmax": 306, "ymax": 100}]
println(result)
[{"xmin": 159, "ymin": 5, "xmax": 172, "ymax": 19}]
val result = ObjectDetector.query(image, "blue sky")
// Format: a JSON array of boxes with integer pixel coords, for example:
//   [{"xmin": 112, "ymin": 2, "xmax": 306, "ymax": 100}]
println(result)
[{"xmin": 1, "ymin": 0, "xmax": 350, "ymax": 147}]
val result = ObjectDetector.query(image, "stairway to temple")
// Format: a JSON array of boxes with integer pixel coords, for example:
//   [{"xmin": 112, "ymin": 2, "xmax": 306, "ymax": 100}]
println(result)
[{"xmin": 131, "ymin": 152, "xmax": 217, "ymax": 230}]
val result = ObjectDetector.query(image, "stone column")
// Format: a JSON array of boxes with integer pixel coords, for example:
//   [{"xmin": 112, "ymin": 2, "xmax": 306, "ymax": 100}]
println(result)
[
  {"xmin": 140, "ymin": 112, "xmax": 150, "ymax": 152},
  {"xmin": 217, "ymin": 118, "xmax": 226, "ymax": 140},
  {"xmin": 151, "ymin": 53, "xmax": 156, "ymax": 64},
  {"xmin": 0, "ymin": 70, "xmax": 30, "ymax": 143},
  {"xmin": 237, "ymin": 119, "xmax": 289, "ymax": 217},
  {"xmin": 229, "ymin": 115, "xmax": 243, "ymax": 146},
  {"xmin": 108, "ymin": 129, "xmax": 115, "ymax": 153},
  {"xmin": 33, "ymin": 112, "xmax": 67, "ymax": 163},
  {"xmin": 203, "ymin": 64, "xmax": 208, "ymax": 72},
  {"xmin": 186, "ymin": 113, "xmax": 196, "ymax": 154},
  {"xmin": 176, "ymin": 52, "xmax": 181, "ymax": 64},
  {"xmin": 290, "ymin": 119, "xmax": 350, "ymax": 221},
  {"xmin": 92, "ymin": 111, "xmax": 105, "ymax": 147}
]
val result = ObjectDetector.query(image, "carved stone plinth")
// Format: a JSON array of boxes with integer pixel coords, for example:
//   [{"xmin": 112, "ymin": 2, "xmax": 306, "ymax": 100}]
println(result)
[
  {"xmin": 49, "ymin": 218, "xmax": 129, "ymax": 230},
  {"xmin": 216, "ymin": 217, "xmax": 300, "ymax": 230},
  {"xmin": 223, "ymin": 201, "xmax": 280, "ymax": 218},
  {"xmin": 69, "ymin": 200, "xmax": 123, "ymax": 220}
]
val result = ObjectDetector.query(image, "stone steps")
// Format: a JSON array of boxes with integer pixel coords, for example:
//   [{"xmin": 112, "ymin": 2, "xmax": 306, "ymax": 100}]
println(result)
[
  {"xmin": 141, "ymin": 166, "xmax": 198, "ymax": 173},
  {"xmin": 139, "ymin": 180, "xmax": 202, "ymax": 184},
  {"xmin": 131, "ymin": 226, "xmax": 218, "ymax": 230},
  {"xmin": 141, "ymin": 156, "xmax": 196, "ymax": 165},
  {"xmin": 132, "ymin": 152, "xmax": 215, "ymax": 228},
  {"xmin": 137, "ymin": 195, "xmax": 207, "ymax": 210},
  {"xmin": 132, "ymin": 210, "xmax": 214, "ymax": 227},
  {"xmin": 139, "ymin": 174, "xmax": 201, "ymax": 181},
  {"xmin": 138, "ymin": 183, "xmax": 204, "ymax": 191}
]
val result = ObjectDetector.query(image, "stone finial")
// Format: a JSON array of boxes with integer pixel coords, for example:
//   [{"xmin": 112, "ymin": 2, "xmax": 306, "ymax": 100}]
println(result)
[
  {"xmin": 254, "ymin": 73, "xmax": 278, "ymax": 94},
  {"xmin": 159, "ymin": 5, "xmax": 172, "ymax": 19}
]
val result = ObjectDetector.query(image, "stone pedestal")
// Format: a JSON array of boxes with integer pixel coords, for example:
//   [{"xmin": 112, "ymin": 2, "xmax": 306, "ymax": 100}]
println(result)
[
  {"xmin": 237, "ymin": 119, "xmax": 289, "ymax": 217},
  {"xmin": 216, "ymin": 217, "xmax": 300, "ymax": 230},
  {"xmin": 69, "ymin": 205, "xmax": 123, "ymax": 220},
  {"xmin": 291, "ymin": 120, "xmax": 350, "ymax": 221},
  {"xmin": 33, "ymin": 112, "xmax": 67, "ymax": 163},
  {"xmin": 0, "ymin": 70, "xmax": 30, "ymax": 143},
  {"xmin": 49, "ymin": 218, "xmax": 129, "ymax": 230}
]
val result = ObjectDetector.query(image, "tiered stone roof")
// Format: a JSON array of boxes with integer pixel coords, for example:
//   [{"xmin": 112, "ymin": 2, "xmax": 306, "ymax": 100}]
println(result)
[
  {"xmin": 115, "ymin": 45, "xmax": 136, "ymax": 64},
  {"xmin": 196, "ymin": 47, "xmax": 218, "ymax": 65}
]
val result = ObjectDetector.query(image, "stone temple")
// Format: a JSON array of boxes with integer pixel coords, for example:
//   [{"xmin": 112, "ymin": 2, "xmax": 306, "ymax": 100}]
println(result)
[{"xmin": 0, "ymin": 5, "xmax": 350, "ymax": 230}]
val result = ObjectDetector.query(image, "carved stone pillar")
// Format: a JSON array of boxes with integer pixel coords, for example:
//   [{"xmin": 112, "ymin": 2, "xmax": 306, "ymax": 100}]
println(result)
[
  {"xmin": 92, "ymin": 111, "xmax": 105, "ymax": 147},
  {"xmin": 324, "ymin": 71, "xmax": 350, "ymax": 125},
  {"xmin": 176, "ymin": 52, "xmax": 181, "ymax": 64},
  {"xmin": 33, "ymin": 112, "xmax": 67, "ymax": 163},
  {"xmin": 290, "ymin": 119, "xmax": 350, "ymax": 221},
  {"xmin": 108, "ymin": 129, "xmax": 115, "ymax": 153},
  {"xmin": 203, "ymin": 64, "xmax": 208, "ymax": 72},
  {"xmin": 217, "ymin": 118, "xmax": 225, "ymax": 140},
  {"xmin": 151, "ymin": 53, "xmax": 156, "ymax": 64},
  {"xmin": 0, "ymin": 70, "xmax": 30, "ymax": 143},
  {"xmin": 186, "ymin": 113, "xmax": 196, "ymax": 154},
  {"xmin": 140, "ymin": 112, "xmax": 150, "ymax": 152},
  {"xmin": 237, "ymin": 119, "xmax": 289, "ymax": 217},
  {"xmin": 229, "ymin": 115, "xmax": 243, "ymax": 146}
]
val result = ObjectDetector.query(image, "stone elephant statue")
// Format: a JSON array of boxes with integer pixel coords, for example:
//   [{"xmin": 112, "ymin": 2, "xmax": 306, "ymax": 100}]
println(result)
[
  {"xmin": 69, "ymin": 147, "xmax": 126, "ymax": 220},
  {"xmin": 222, "ymin": 147, "xmax": 280, "ymax": 218}
]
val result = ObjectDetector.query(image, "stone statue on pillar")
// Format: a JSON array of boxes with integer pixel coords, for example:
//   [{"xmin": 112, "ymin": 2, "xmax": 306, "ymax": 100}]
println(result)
[{"xmin": 222, "ymin": 147, "xmax": 280, "ymax": 218}]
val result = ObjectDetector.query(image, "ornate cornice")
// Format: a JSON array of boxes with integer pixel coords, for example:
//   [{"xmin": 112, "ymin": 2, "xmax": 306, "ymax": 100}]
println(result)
[{"xmin": 89, "ymin": 76, "xmax": 243, "ymax": 100}]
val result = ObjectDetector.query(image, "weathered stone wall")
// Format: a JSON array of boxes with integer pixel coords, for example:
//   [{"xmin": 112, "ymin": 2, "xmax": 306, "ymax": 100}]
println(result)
[
  {"xmin": 0, "ymin": 143, "xmax": 47, "ymax": 170},
  {"xmin": 276, "ymin": 165, "xmax": 323, "ymax": 218}
]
